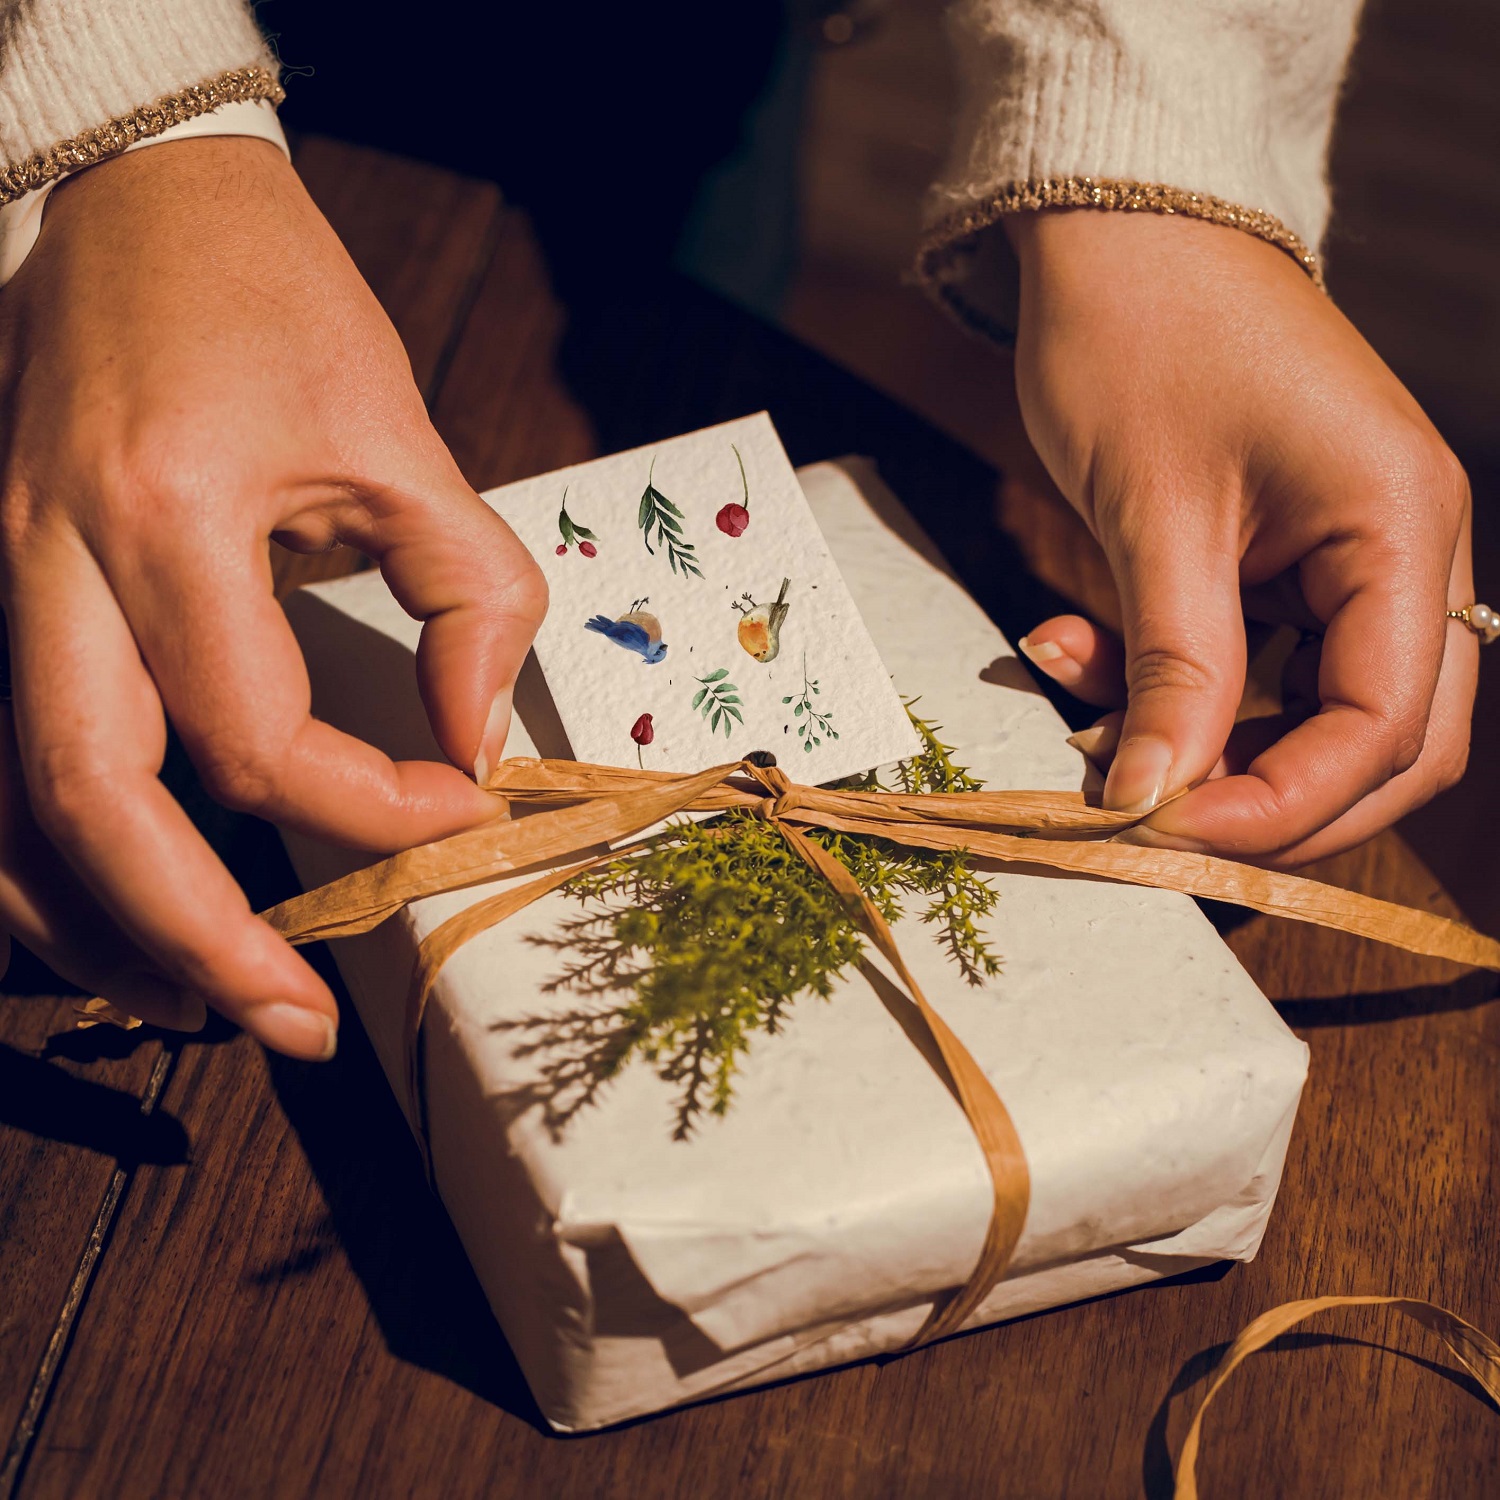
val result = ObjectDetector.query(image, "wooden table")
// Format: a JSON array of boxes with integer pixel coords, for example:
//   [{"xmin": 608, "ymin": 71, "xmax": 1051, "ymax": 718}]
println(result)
[{"xmin": 3, "ymin": 139, "xmax": 1497, "ymax": 1500}]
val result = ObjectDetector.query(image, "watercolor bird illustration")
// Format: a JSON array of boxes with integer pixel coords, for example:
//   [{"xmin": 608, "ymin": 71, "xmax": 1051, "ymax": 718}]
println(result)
[
  {"xmin": 733, "ymin": 578, "xmax": 791, "ymax": 663},
  {"xmin": 585, "ymin": 599, "xmax": 669, "ymax": 663}
]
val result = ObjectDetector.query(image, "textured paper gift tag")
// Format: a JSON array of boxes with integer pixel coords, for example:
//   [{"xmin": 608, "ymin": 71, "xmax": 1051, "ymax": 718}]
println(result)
[{"xmin": 484, "ymin": 413, "xmax": 921, "ymax": 779}]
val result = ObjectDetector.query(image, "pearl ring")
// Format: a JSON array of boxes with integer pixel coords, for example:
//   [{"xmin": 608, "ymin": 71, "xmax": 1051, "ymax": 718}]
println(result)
[{"xmin": 1448, "ymin": 603, "xmax": 1500, "ymax": 645}]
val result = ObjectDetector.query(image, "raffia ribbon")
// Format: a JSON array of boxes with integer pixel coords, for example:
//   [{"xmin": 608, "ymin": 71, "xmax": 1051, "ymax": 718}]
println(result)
[
  {"xmin": 251, "ymin": 756, "xmax": 1500, "ymax": 1472},
  {"xmin": 1172, "ymin": 1296, "xmax": 1500, "ymax": 1499}
]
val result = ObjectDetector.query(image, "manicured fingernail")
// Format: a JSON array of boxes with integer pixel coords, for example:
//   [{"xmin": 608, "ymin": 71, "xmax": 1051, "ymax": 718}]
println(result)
[
  {"xmin": 1103, "ymin": 735, "xmax": 1175, "ymax": 815},
  {"xmin": 1114, "ymin": 824, "xmax": 1209, "ymax": 853},
  {"xmin": 1018, "ymin": 636, "xmax": 1083, "ymax": 687},
  {"xmin": 1066, "ymin": 721, "xmax": 1120, "ymax": 772},
  {"xmin": 248, "ymin": 1003, "xmax": 337, "ymax": 1061},
  {"xmin": 473, "ymin": 690, "xmax": 511, "ymax": 788}
]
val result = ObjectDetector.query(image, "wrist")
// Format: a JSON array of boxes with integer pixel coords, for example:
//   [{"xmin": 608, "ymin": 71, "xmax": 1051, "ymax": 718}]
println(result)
[
  {"xmin": 1, "ymin": 99, "xmax": 288, "ymax": 287},
  {"xmin": 1006, "ymin": 208, "xmax": 1315, "ymax": 304}
]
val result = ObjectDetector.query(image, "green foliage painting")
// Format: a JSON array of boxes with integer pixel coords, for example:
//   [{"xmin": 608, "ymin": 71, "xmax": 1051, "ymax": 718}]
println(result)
[
  {"xmin": 783, "ymin": 653, "xmax": 838, "ymax": 753},
  {"xmin": 638, "ymin": 457, "xmax": 702, "ymax": 578},
  {"xmin": 692, "ymin": 668, "xmax": 743, "ymax": 737}
]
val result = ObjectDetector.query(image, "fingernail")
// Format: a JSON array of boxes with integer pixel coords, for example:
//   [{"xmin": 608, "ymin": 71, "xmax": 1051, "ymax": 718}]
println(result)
[
  {"xmin": 1115, "ymin": 824, "xmax": 1209, "ymax": 854},
  {"xmin": 1018, "ymin": 636, "xmax": 1082, "ymax": 687},
  {"xmin": 248, "ymin": 1002, "xmax": 337, "ymax": 1061},
  {"xmin": 160, "ymin": 991, "xmax": 209, "ymax": 1033},
  {"xmin": 1066, "ymin": 721, "xmax": 1120, "ymax": 772},
  {"xmin": 1103, "ymin": 735, "xmax": 1175, "ymax": 815},
  {"xmin": 473, "ymin": 689, "xmax": 511, "ymax": 788}
]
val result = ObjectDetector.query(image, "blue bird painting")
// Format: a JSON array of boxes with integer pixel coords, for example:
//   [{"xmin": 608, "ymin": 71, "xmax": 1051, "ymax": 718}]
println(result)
[{"xmin": 584, "ymin": 598, "xmax": 668, "ymax": 664}]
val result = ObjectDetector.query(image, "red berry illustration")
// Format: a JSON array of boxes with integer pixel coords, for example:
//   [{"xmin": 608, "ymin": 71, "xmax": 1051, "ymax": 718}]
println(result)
[
  {"xmin": 715, "ymin": 443, "xmax": 752, "ymax": 538},
  {"xmin": 630, "ymin": 712, "xmax": 654, "ymax": 768},
  {"xmin": 715, "ymin": 503, "xmax": 749, "ymax": 537},
  {"xmin": 556, "ymin": 486, "xmax": 599, "ymax": 556}
]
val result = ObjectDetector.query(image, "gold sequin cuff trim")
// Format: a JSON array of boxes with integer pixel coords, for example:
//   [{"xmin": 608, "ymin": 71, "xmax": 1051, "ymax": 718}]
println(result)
[
  {"xmin": 0, "ymin": 65, "xmax": 285, "ymax": 207},
  {"xmin": 916, "ymin": 176, "xmax": 1325, "ymax": 295}
]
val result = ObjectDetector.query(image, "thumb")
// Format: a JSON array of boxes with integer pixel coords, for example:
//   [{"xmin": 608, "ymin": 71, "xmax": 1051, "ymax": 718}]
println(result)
[{"xmin": 1101, "ymin": 505, "xmax": 1245, "ymax": 814}]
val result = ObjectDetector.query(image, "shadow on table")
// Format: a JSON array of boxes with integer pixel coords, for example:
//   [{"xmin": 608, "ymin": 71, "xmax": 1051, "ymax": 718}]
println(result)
[
  {"xmin": 0, "ymin": 1039, "xmax": 190, "ymax": 1166},
  {"xmin": 1139, "ymin": 1330, "xmax": 1497, "ymax": 1500},
  {"xmin": 1275, "ymin": 974, "xmax": 1499, "ymax": 1027},
  {"xmin": 261, "ymin": 951, "xmax": 549, "ymax": 1432}
]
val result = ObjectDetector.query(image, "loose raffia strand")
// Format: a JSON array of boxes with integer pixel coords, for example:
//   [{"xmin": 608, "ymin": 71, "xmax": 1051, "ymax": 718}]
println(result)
[{"xmin": 1173, "ymin": 1296, "xmax": 1500, "ymax": 1500}]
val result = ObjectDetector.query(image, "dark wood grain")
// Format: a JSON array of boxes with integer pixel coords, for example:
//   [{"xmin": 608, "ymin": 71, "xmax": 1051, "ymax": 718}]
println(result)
[
  {"xmin": 8, "ymin": 140, "xmax": 1500, "ymax": 1499},
  {"xmin": 0, "ymin": 998, "xmax": 168, "ymax": 1488}
]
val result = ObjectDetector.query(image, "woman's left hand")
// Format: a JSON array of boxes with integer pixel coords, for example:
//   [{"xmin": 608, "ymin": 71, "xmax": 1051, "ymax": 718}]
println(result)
[{"xmin": 1005, "ymin": 209, "xmax": 1476, "ymax": 867}]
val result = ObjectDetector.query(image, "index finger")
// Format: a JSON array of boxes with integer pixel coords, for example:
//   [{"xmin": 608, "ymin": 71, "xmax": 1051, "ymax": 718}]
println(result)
[{"xmin": 335, "ymin": 479, "xmax": 549, "ymax": 786}]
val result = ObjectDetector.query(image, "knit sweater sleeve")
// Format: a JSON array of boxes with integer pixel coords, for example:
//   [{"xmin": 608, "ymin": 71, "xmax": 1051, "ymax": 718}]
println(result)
[
  {"xmin": 916, "ymin": 0, "xmax": 1364, "ymax": 339},
  {"xmin": 0, "ymin": 1, "xmax": 280, "ymax": 203}
]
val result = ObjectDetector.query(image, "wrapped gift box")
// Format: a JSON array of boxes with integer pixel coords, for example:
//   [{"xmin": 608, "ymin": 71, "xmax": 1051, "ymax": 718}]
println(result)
[{"xmin": 280, "ymin": 457, "xmax": 1308, "ymax": 1431}]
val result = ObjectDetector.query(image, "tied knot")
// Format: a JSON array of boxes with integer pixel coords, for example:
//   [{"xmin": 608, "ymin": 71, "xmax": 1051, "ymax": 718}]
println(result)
[{"xmin": 742, "ymin": 760, "xmax": 801, "ymax": 822}]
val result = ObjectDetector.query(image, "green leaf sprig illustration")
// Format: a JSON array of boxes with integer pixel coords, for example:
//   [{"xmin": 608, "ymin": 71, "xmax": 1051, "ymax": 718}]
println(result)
[
  {"xmin": 783, "ymin": 653, "xmax": 838, "ymax": 753},
  {"xmin": 638, "ymin": 457, "xmax": 702, "ymax": 578},
  {"xmin": 514, "ymin": 708, "xmax": 1002, "ymax": 1138},
  {"xmin": 692, "ymin": 668, "xmax": 743, "ymax": 737}
]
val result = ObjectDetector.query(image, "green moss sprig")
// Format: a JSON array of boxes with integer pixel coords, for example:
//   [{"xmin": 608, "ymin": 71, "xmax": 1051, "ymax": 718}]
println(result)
[{"xmin": 514, "ymin": 708, "xmax": 1001, "ymax": 1138}]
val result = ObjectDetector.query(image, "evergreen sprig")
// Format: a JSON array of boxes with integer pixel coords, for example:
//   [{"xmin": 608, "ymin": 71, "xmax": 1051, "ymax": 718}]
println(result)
[
  {"xmin": 516, "ymin": 709, "xmax": 1003, "ymax": 1137},
  {"xmin": 639, "ymin": 458, "xmax": 702, "ymax": 578}
]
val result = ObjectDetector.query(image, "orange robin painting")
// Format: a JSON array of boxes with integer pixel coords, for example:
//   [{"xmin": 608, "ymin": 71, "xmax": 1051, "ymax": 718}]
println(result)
[{"xmin": 735, "ymin": 578, "xmax": 791, "ymax": 663}]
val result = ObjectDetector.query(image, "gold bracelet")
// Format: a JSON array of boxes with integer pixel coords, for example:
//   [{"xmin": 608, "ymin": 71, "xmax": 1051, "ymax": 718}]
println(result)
[
  {"xmin": 0, "ymin": 64, "xmax": 286, "ymax": 207},
  {"xmin": 916, "ymin": 175, "xmax": 1325, "ymax": 295}
]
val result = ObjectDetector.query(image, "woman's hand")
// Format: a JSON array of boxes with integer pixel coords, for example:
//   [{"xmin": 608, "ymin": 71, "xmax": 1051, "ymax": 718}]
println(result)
[
  {"xmin": 1006, "ymin": 210, "xmax": 1475, "ymax": 867},
  {"xmin": 0, "ymin": 138, "xmax": 547, "ymax": 1056}
]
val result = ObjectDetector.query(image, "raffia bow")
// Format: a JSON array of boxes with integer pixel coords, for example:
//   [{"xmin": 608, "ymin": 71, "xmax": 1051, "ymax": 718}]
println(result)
[{"xmin": 258, "ymin": 756, "xmax": 1500, "ymax": 1341}]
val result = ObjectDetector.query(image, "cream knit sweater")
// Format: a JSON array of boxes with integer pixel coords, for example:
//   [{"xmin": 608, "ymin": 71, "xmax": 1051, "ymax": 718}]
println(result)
[
  {"xmin": 0, "ymin": 0, "xmax": 1364, "ymax": 327},
  {"xmin": 0, "ymin": 1, "xmax": 278, "ymax": 201},
  {"xmin": 919, "ymin": 0, "xmax": 1364, "ymax": 334}
]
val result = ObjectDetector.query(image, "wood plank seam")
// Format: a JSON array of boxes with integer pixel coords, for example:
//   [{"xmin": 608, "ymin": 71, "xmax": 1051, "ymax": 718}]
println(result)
[{"xmin": 1, "ymin": 1050, "xmax": 173, "ymax": 1500}]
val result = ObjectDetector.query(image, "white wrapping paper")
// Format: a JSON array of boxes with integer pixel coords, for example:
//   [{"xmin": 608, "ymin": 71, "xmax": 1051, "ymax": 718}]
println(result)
[{"xmin": 280, "ymin": 458, "xmax": 1308, "ymax": 1431}]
